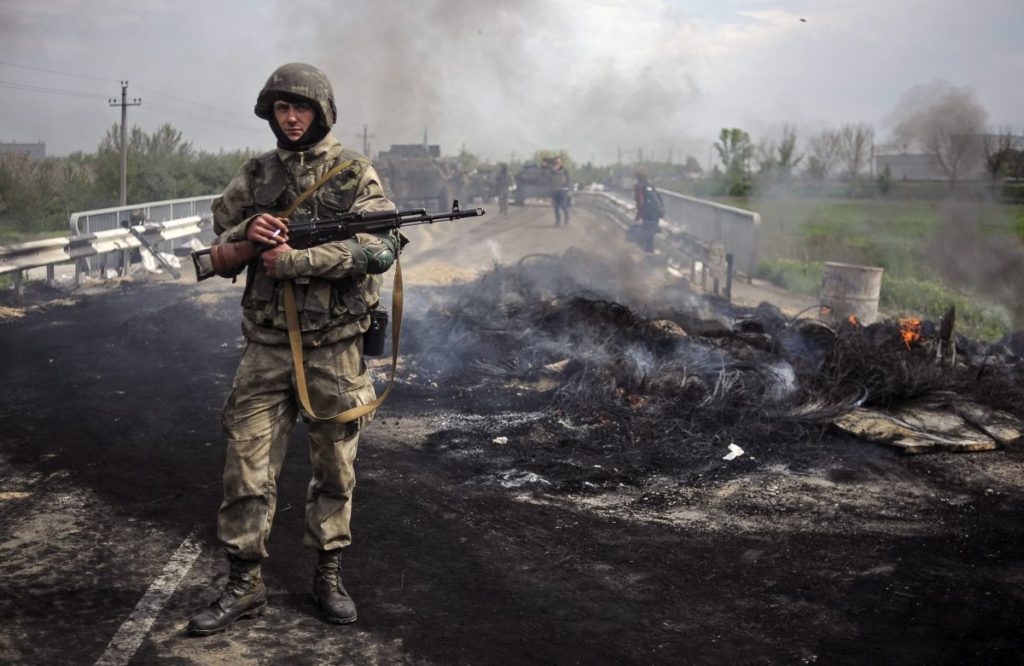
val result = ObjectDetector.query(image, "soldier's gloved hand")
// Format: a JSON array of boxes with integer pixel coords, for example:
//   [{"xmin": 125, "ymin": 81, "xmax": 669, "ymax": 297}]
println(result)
[
  {"xmin": 262, "ymin": 242, "xmax": 293, "ymax": 277},
  {"xmin": 247, "ymin": 214, "xmax": 289, "ymax": 246}
]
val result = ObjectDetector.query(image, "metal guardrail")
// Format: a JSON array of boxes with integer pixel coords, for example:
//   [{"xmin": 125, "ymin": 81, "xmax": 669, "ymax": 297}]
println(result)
[
  {"xmin": 5, "ymin": 188, "xmax": 758, "ymax": 303},
  {"xmin": 658, "ymin": 190, "xmax": 760, "ymax": 278},
  {"xmin": 0, "ymin": 216, "xmax": 209, "ymax": 299},
  {"xmin": 577, "ymin": 189, "xmax": 747, "ymax": 299},
  {"xmin": 69, "ymin": 195, "xmax": 218, "ymax": 235}
]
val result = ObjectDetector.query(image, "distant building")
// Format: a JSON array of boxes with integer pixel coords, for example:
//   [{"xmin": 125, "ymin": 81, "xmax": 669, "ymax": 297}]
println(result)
[
  {"xmin": 875, "ymin": 154, "xmax": 943, "ymax": 181},
  {"xmin": 0, "ymin": 141, "xmax": 46, "ymax": 159},
  {"xmin": 875, "ymin": 152, "xmax": 988, "ymax": 182},
  {"xmin": 378, "ymin": 144, "xmax": 442, "ymax": 159}
]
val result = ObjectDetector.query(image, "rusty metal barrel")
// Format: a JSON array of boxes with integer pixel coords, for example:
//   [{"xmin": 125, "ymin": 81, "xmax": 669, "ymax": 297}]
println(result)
[{"xmin": 819, "ymin": 262, "xmax": 884, "ymax": 325}]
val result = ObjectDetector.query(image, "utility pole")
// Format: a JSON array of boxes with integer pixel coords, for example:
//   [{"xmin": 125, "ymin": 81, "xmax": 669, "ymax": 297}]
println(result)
[
  {"xmin": 109, "ymin": 81, "xmax": 141, "ymax": 207},
  {"xmin": 356, "ymin": 124, "xmax": 374, "ymax": 156}
]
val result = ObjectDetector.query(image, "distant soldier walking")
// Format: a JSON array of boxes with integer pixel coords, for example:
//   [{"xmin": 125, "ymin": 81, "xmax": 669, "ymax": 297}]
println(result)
[
  {"xmin": 495, "ymin": 163, "xmax": 511, "ymax": 215},
  {"xmin": 551, "ymin": 156, "xmax": 572, "ymax": 226}
]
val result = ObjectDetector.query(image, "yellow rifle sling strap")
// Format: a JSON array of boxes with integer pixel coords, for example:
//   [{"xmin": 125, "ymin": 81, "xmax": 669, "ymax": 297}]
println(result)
[
  {"xmin": 279, "ymin": 158, "xmax": 401, "ymax": 423},
  {"xmin": 283, "ymin": 260, "xmax": 402, "ymax": 423}
]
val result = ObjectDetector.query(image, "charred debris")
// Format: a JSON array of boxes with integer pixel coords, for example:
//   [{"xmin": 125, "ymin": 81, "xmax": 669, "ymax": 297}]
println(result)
[{"xmin": 394, "ymin": 250, "xmax": 1023, "ymax": 490}]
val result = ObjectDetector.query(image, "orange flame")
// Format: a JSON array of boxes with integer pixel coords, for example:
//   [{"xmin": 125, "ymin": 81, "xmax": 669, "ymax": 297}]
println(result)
[{"xmin": 899, "ymin": 317, "xmax": 922, "ymax": 350}]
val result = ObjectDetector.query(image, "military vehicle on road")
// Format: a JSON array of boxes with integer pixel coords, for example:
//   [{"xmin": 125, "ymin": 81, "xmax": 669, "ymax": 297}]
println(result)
[
  {"xmin": 463, "ymin": 164, "xmax": 498, "ymax": 204},
  {"xmin": 375, "ymin": 144, "xmax": 453, "ymax": 210},
  {"xmin": 513, "ymin": 158, "xmax": 556, "ymax": 205}
]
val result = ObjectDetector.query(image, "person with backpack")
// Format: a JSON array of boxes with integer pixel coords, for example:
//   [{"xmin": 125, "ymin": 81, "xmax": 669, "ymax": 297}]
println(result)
[{"xmin": 632, "ymin": 168, "xmax": 664, "ymax": 254}]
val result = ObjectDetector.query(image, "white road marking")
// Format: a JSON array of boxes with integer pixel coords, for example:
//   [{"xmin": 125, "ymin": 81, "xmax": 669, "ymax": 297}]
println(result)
[{"xmin": 95, "ymin": 533, "xmax": 203, "ymax": 666}]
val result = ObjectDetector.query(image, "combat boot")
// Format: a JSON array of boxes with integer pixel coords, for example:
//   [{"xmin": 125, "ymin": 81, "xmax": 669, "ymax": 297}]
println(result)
[
  {"xmin": 312, "ymin": 549, "xmax": 357, "ymax": 624},
  {"xmin": 187, "ymin": 556, "xmax": 267, "ymax": 636}
]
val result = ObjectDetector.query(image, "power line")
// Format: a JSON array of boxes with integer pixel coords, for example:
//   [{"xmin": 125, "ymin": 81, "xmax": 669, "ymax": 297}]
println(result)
[
  {"xmin": 0, "ymin": 79, "xmax": 264, "ymax": 136},
  {"xmin": 356, "ymin": 124, "xmax": 375, "ymax": 155},
  {"xmin": 0, "ymin": 79, "xmax": 263, "ymax": 134},
  {"xmin": 0, "ymin": 79, "xmax": 108, "ymax": 100},
  {"xmin": 140, "ymin": 103, "xmax": 266, "ymax": 135},
  {"xmin": 133, "ymin": 85, "xmax": 252, "ymax": 120},
  {"xmin": 0, "ymin": 59, "xmax": 116, "ymax": 83},
  {"xmin": 110, "ymin": 82, "xmax": 142, "ymax": 207},
  {"xmin": 0, "ymin": 59, "xmax": 248, "ymax": 120}
]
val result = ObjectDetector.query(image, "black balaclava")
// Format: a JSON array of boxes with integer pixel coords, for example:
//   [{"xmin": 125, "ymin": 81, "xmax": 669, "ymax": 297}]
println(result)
[{"xmin": 270, "ymin": 93, "xmax": 330, "ymax": 152}]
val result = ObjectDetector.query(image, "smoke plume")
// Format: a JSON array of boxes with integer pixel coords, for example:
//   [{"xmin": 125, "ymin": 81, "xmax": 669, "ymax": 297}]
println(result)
[{"xmin": 286, "ymin": 0, "xmax": 701, "ymax": 162}]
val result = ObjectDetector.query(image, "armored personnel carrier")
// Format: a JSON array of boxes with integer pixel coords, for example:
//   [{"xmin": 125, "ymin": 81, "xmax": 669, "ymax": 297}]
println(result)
[
  {"xmin": 374, "ymin": 144, "xmax": 453, "ymax": 210},
  {"xmin": 513, "ymin": 158, "xmax": 556, "ymax": 205}
]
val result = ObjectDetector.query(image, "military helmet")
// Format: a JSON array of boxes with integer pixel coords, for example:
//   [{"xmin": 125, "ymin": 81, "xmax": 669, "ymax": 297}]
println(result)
[{"xmin": 254, "ymin": 63, "xmax": 337, "ymax": 129}]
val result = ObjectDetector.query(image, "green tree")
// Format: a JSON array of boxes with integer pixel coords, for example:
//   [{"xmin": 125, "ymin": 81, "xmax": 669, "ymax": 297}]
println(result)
[
  {"xmin": 96, "ymin": 122, "xmax": 206, "ymax": 205},
  {"xmin": 714, "ymin": 128, "xmax": 753, "ymax": 196},
  {"xmin": 806, "ymin": 129, "xmax": 842, "ymax": 180},
  {"xmin": 877, "ymin": 164, "xmax": 893, "ymax": 195},
  {"xmin": 192, "ymin": 149, "xmax": 257, "ymax": 195},
  {"xmin": 776, "ymin": 124, "xmax": 803, "ymax": 178},
  {"xmin": 0, "ymin": 153, "xmax": 100, "ymax": 237},
  {"xmin": 0, "ymin": 123, "xmax": 252, "ymax": 238}
]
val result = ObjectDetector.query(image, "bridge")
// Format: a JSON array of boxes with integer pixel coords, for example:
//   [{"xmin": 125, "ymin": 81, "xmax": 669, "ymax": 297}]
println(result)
[
  {"xmin": 0, "ymin": 190, "xmax": 760, "ymax": 303},
  {"xmin": 0, "ymin": 195, "xmax": 1020, "ymax": 664}
]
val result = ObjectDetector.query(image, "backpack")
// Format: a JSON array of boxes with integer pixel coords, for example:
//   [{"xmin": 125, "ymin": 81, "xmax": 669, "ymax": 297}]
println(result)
[{"xmin": 641, "ymin": 186, "xmax": 664, "ymax": 220}]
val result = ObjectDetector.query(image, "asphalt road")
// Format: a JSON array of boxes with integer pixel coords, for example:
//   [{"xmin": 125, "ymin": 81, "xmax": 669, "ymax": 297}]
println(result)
[
  {"xmin": 2, "ymin": 199, "xmax": 1022, "ymax": 665},
  {"xmin": 0, "ymin": 200, "xmax": 653, "ymax": 665}
]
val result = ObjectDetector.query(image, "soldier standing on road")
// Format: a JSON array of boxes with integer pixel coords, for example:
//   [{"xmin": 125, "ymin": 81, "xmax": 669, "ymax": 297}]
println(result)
[
  {"xmin": 551, "ymin": 156, "xmax": 572, "ymax": 226},
  {"xmin": 632, "ymin": 168, "xmax": 664, "ymax": 254},
  {"xmin": 187, "ymin": 63, "xmax": 403, "ymax": 636},
  {"xmin": 495, "ymin": 163, "xmax": 511, "ymax": 215}
]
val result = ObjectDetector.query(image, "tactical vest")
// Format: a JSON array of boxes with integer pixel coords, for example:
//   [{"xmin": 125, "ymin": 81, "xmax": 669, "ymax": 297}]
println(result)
[{"xmin": 238, "ymin": 142, "xmax": 382, "ymax": 347}]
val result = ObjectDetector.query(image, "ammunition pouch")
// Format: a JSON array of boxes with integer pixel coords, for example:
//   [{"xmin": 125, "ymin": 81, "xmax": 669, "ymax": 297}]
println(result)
[{"xmin": 362, "ymin": 308, "xmax": 389, "ymax": 357}]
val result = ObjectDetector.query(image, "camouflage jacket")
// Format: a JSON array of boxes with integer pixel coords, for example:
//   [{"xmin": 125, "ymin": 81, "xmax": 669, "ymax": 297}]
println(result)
[{"xmin": 212, "ymin": 133, "xmax": 400, "ymax": 347}]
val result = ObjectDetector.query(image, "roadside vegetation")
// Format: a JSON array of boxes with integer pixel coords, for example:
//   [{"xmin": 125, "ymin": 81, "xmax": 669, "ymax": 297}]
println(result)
[
  {"xmin": 717, "ymin": 194, "xmax": 1021, "ymax": 341},
  {"xmin": 634, "ymin": 82, "xmax": 1024, "ymax": 341},
  {"xmin": 709, "ymin": 196, "xmax": 1020, "ymax": 341},
  {"xmin": 0, "ymin": 123, "xmax": 255, "ymax": 240}
]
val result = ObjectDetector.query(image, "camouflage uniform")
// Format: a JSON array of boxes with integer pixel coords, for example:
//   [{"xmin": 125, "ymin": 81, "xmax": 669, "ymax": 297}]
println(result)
[
  {"xmin": 189, "ymin": 61, "xmax": 393, "ymax": 635},
  {"xmin": 211, "ymin": 67, "xmax": 400, "ymax": 561}
]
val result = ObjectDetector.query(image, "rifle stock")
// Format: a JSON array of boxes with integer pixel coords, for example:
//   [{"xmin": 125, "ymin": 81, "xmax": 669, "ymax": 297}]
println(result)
[{"xmin": 191, "ymin": 239, "xmax": 261, "ymax": 282}]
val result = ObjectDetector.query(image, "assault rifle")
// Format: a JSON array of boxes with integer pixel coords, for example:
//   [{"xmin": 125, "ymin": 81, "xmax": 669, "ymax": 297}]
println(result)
[{"xmin": 191, "ymin": 200, "xmax": 485, "ymax": 282}]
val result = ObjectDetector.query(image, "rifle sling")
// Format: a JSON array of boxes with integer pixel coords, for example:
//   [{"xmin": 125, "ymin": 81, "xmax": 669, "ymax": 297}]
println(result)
[
  {"xmin": 283, "ymin": 261, "xmax": 402, "ymax": 423},
  {"xmin": 278, "ymin": 159, "xmax": 402, "ymax": 423}
]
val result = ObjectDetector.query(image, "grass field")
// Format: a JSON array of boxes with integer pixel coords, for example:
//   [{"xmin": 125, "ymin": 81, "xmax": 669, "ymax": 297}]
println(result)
[{"xmin": 708, "ymin": 195, "xmax": 1023, "ymax": 339}]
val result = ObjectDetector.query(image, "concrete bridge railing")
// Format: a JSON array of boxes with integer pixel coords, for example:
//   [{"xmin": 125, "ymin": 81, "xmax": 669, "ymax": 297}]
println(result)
[{"xmin": 658, "ymin": 190, "xmax": 760, "ymax": 278}]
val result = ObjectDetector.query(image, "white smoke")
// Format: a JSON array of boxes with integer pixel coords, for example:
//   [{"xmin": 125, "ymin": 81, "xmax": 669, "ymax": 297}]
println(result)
[{"xmin": 287, "ymin": 0, "xmax": 701, "ymax": 162}]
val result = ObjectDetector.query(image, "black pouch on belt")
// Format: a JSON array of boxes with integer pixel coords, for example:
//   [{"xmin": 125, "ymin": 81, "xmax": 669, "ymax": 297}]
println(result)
[{"xmin": 363, "ymin": 308, "xmax": 389, "ymax": 357}]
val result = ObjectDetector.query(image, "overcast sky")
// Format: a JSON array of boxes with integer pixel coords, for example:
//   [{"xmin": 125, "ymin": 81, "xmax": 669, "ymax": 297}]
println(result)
[{"xmin": 1, "ymin": 0, "xmax": 1021, "ymax": 165}]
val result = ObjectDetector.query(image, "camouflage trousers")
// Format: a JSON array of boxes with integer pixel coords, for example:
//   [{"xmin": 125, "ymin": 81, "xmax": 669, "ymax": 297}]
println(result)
[{"xmin": 217, "ymin": 336, "xmax": 376, "ymax": 560}]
